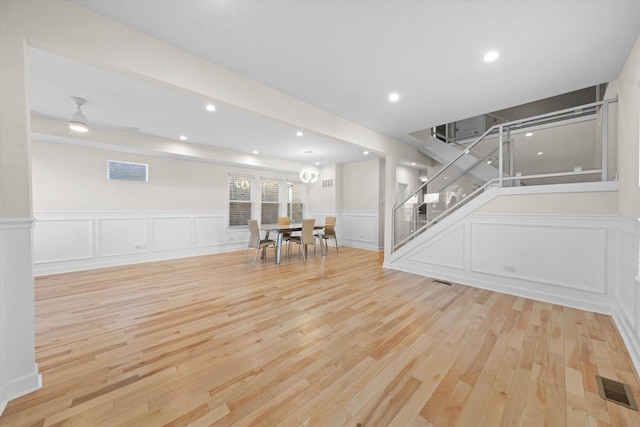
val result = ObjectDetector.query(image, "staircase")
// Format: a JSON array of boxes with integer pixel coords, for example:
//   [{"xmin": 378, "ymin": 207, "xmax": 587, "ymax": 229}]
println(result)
[{"xmin": 392, "ymin": 98, "xmax": 617, "ymax": 252}]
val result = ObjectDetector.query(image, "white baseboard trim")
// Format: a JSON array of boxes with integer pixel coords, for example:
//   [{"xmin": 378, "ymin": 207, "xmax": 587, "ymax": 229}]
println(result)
[
  {"xmin": 0, "ymin": 366, "xmax": 42, "ymax": 417},
  {"xmin": 34, "ymin": 243, "xmax": 246, "ymax": 276},
  {"xmin": 386, "ymin": 262, "xmax": 613, "ymax": 315},
  {"xmin": 612, "ymin": 306, "xmax": 640, "ymax": 377}
]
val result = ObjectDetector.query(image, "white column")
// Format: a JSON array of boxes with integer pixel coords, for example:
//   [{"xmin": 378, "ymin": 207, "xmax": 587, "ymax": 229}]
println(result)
[
  {"xmin": 0, "ymin": 221, "xmax": 41, "ymax": 413},
  {"xmin": 383, "ymin": 154, "xmax": 397, "ymax": 262},
  {"xmin": 0, "ymin": 1, "xmax": 41, "ymax": 412}
]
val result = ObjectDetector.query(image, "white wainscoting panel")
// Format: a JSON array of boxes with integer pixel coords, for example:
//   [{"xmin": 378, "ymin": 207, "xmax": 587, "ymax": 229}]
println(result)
[
  {"xmin": 151, "ymin": 217, "xmax": 191, "ymax": 252},
  {"xmin": 194, "ymin": 216, "xmax": 227, "ymax": 247},
  {"xmin": 407, "ymin": 224, "xmax": 465, "ymax": 270},
  {"xmin": 33, "ymin": 211, "xmax": 238, "ymax": 275},
  {"xmin": 340, "ymin": 210, "xmax": 380, "ymax": 251},
  {"xmin": 388, "ymin": 212, "xmax": 617, "ymax": 314},
  {"xmin": 33, "ymin": 218, "xmax": 93, "ymax": 263},
  {"xmin": 616, "ymin": 224, "xmax": 639, "ymax": 325},
  {"xmin": 98, "ymin": 218, "xmax": 148, "ymax": 257},
  {"xmin": 227, "ymin": 228, "xmax": 250, "ymax": 245},
  {"xmin": 470, "ymin": 221, "xmax": 607, "ymax": 293},
  {"xmin": 611, "ymin": 216, "xmax": 640, "ymax": 375}
]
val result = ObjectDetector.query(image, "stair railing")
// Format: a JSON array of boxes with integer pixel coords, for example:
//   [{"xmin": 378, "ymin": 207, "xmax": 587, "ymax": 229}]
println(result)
[{"xmin": 392, "ymin": 97, "xmax": 617, "ymax": 252}]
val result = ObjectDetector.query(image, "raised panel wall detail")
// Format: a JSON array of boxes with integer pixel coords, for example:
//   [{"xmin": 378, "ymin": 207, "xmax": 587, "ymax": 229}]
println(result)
[
  {"xmin": 152, "ymin": 217, "xmax": 191, "ymax": 251},
  {"xmin": 33, "ymin": 219, "xmax": 92, "ymax": 263},
  {"xmin": 98, "ymin": 218, "xmax": 148, "ymax": 257},
  {"xmin": 407, "ymin": 224, "xmax": 465, "ymax": 270},
  {"xmin": 471, "ymin": 222, "xmax": 606, "ymax": 293},
  {"xmin": 194, "ymin": 216, "xmax": 226, "ymax": 247},
  {"xmin": 343, "ymin": 214, "xmax": 376, "ymax": 243}
]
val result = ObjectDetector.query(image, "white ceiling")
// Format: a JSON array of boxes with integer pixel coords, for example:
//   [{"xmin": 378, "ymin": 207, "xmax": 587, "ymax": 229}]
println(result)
[
  {"xmin": 29, "ymin": 48, "xmax": 372, "ymax": 166},
  {"xmin": 31, "ymin": 0, "xmax": 640, "ymax": 166}
]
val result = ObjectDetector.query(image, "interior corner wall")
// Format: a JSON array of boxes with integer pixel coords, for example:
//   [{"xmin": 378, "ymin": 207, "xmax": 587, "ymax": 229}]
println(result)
[
  {"xmin": 338, "ymin": 158, "xmax": 383, "ymax": 250},
  {"xmin": 609, "ymin": 33, "xmax": 640, "ymax": 379},
  {"xmin": 615, "ymin": 34, "xmax": 640, "ymax": 218}
]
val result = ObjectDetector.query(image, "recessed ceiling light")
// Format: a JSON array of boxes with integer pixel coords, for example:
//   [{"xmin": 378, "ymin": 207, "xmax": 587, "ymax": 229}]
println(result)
[
  {"xmin": 411, "ymin": 162, "xmax": 416, "ymax": 166},
  {"xmin": 525, "ymin": 132, "xmax": 533, "ymax": 137},
  {"xmin": 206, "ymin": 104, "xmax": 216, "ymax": 111},
  {"xmin": 305, "ymin": 150, "xmax": 313, "ymax": 155},
  {"xmin": 484, "ymin": 50, "xmax": 499, "ymax": 62},
  {"xmin": 315, "ymin": 162, "xmax": 320, "ymax": 165},
  {"xmin": 252, "ymin": 150, "xmax": 259, "ymax": 154},
  {"xmin": 363, "ymin": 151, "xmax": 369, "ymax": 155},
  {"xmin": 487, "ymin": 160, "xmax": 492, "ymax": 164},
  {"xmin": 388, "ymin": 92, "xmax": 400, "ymax": 102},
  {"xmin": 537, "ymin": 151, "xmax": 544, "ymax": 155},
  {"xmin": 444, "ymin": 176, "xmax": 448, "ymax": 180},
  {"xmin": 296, "ymin": 131, "xmax": 303, "ymax": 137},
  {"xmin": 179, "ymin": 135, "xmax": 187, "ymax": 141}
]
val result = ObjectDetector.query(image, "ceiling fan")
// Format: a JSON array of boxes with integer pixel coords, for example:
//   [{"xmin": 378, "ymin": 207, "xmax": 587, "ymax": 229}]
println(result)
[
  {"xmin": 58, "ymin": 96, "xmax": 139, "ymax": 134},
  {"xmin": 68, "ymin": 97, "xmax": 89, "ymax": 133}
]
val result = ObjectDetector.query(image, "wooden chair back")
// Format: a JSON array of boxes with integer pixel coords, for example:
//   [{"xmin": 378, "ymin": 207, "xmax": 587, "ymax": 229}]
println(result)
[
  {"xmin": 278, "ymin": 217, "xmax": 291, "ymax": 226},
  {"xmin": 247, "ymin": 219, "xmax": 260, "ymax": 247},
  {"xmin": 324, "ymin": 216, "xmax": 336, "ymax": 236},
  {"xmin": 301, "ymin": 218, "xmax": 316, "ymax": 244}
]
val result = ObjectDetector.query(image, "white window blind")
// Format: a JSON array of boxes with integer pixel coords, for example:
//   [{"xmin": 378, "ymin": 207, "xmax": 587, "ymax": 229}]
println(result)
[
  {"xmin": 229, "ymin": 175, "xmax": 252, "ymax": 227},
  {"xmin": 261, "ymin": 178, "xmax": 279, "ymax": 225}
]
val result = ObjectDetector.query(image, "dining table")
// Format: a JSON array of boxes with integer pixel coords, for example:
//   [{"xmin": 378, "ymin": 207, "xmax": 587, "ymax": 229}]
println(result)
[{"xmin": 261, "ymin": 224, "xmax": 326, "ymax": 264}]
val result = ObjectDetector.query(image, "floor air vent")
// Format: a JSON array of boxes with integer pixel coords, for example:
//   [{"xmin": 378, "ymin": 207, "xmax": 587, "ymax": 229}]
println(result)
[
  {"xmin": 433, "ymin": 279, "xmax": 452, "ymax": 286},
  {"xmin": 596, "ymin": 375, "xmax": 638, "ymax": 410}
]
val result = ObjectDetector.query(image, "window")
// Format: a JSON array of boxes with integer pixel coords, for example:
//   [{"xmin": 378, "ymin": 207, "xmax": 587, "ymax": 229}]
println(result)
[
  {"xmin": 261, "ymin": 179, "xmax": 279, "ymax": 225},
  {"xmin": 229, "ymin": 175, "xmax": 252, "ymax": 226},
  {"xmin": 108, "ymin": 160, "xmax": 148, "ymax": 182},
  {"xmin": 287, "ymin": 181, "xmax": 303, "ymax": 223}
]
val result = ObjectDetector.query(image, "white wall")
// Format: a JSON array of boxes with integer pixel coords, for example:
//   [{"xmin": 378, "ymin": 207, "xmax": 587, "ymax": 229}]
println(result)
[
  {"xmin": 305, "ymin": 158, "xmax": 387, "ymax": 251},
  {"xmin": 609, "ymin": 33, "xmax": 640, "ymax": 380},
  {"xmin": 305, "ymin": 163, "xmax": 338, "ymax": 212},
  {"xmin": 614, "ymin": 34, "xmax": 640, "ymax": 218},
  {"xmin": 339, "ymin": 158, "xmax": 384, "ymax": 251},
  {"xmin": 477, "ymin": 191, "xmax": 618, "ymax": 215},
  {"xmin": 33, "ymin": 141, "xmax": 229, "ymax": 211},
  {"xmin": 31, "ymin": 141, "xmax": 306, "ymax": 275}
]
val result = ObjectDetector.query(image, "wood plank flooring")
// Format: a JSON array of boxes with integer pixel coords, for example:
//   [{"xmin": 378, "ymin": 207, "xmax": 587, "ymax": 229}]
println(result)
[{"xmin": 2, "ymin": 248, "xmax": 639, "ymax": 426}]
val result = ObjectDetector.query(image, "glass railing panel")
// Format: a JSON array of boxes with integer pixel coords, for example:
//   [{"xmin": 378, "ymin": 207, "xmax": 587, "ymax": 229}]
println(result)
[
  {"xmin": 510, "ymin": 117, "xmax": 600, "ymax": 184},
  {"xmin": 393, "ymin": 192, "xmax": 421, "ymax": 248},
  {"xmin": 394, "ymin": 144, "xmax": 498, "ymax": 246}
]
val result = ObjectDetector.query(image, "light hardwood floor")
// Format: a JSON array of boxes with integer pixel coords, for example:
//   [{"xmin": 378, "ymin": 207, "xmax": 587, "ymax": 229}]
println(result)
[{"xmin": 2, "ymin": 248, "xmax": 639, "ymax": 426}]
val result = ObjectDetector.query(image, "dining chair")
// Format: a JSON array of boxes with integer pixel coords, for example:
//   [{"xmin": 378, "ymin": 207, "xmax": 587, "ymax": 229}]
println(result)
[
  {"xmin": 246, "ymin": 219, "xmax": 277, "ymax": 266},
  {"xmin": 321, "ymin": 216, "xmax": 338, "ymax": 252},
  {"xmin": 278, "ymin": 216, "xmax": 292, "ymax": 254},
  {"xmin": 288, "ymin": 218, "xmax": 319, "ymax": 261}
]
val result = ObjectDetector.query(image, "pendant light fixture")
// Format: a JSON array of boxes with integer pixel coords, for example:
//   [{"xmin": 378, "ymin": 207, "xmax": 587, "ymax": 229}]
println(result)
[{"xmin": 300, "ymin": 167, "xmax": 319, "ymax": 183}]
